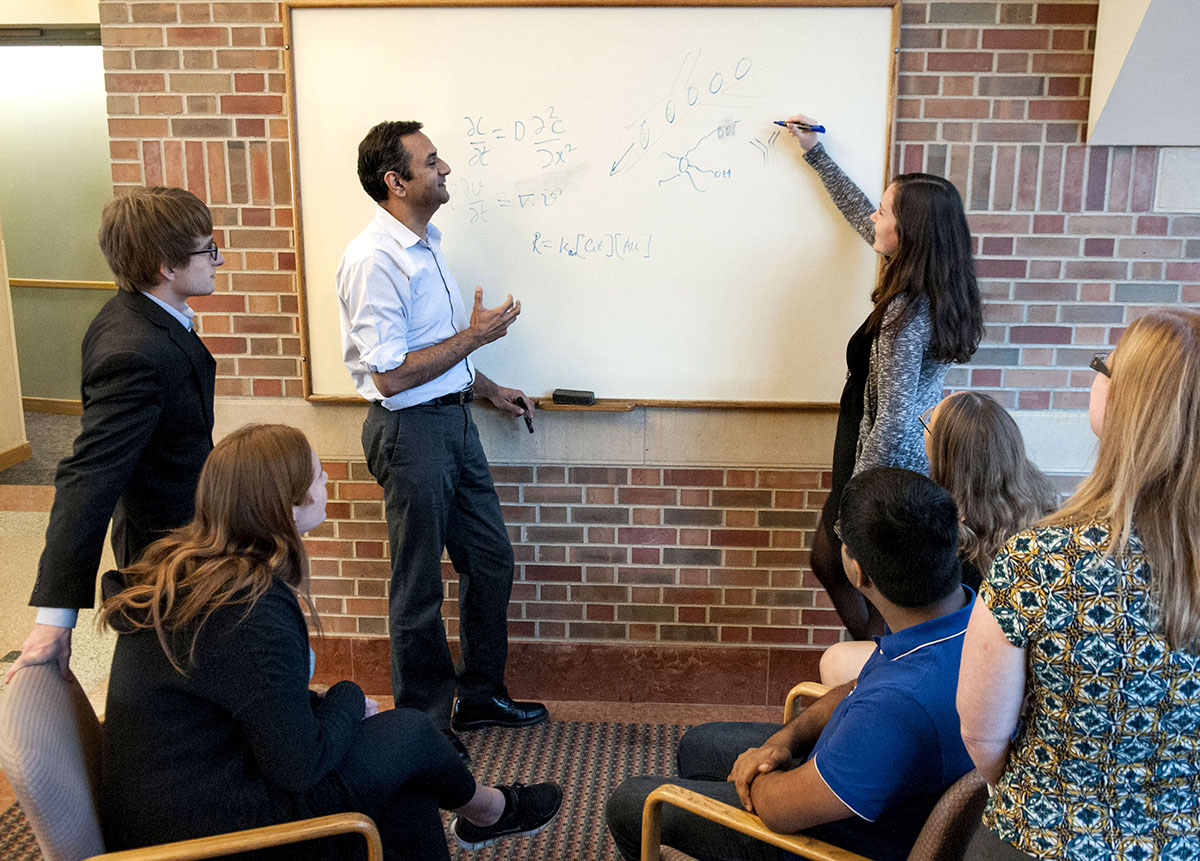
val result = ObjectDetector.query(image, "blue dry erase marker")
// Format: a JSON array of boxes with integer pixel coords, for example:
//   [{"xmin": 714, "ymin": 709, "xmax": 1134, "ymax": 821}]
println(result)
[
  {"xmin": 523, "ymin": 409, "xmax": 535, "ymax": 434},
  {"xmin": 775, "ymin": 121, "xmax": 825, "ymax": 133}
]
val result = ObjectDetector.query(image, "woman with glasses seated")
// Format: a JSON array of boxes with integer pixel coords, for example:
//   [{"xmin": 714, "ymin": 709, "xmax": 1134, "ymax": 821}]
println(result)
[
  {"xmin": 783, "ymin": 113, "xmax": 983, "ymax": 639},
  {"xmin": 821, "ymin": 391, "xmax": 1057, "ymax": 687},
  {"xmin": 99, "ymin": 424, "xmax": 561, "ymax": 859},
  {"xmin": 958, "ymin": 308, "xmax": 1200, "ymax": 859}
]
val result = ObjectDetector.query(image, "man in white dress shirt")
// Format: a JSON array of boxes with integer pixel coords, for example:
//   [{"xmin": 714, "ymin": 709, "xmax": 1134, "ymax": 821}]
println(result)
[{"xmin": 336, "ymin": 121, "xmax": 546, "ymax": 762}]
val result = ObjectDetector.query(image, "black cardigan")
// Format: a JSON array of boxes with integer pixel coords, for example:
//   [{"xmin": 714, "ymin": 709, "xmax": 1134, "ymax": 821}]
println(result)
[{"xmin": 100, "ymin": 573, "xmax": 365, "ymax": 850}]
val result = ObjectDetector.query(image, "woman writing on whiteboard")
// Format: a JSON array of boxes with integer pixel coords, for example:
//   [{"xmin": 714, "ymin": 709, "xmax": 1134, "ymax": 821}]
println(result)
[{"xmin": 785, "ymin": 114, "xmax": 983, "ymax": 639}]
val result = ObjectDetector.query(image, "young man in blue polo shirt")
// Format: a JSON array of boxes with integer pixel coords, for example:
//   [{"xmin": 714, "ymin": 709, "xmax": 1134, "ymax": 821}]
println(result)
[{"xmin": 605, "ymin": 467, "xmax": 976, "ymax": 861}]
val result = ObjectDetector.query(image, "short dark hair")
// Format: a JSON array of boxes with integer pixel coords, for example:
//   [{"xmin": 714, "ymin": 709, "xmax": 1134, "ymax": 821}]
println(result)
[
  {"xmin": 98, "ymin": 187, "xmax": 213, "ymax": 293},
  {"xmin": 838, "ymin": 467, "xmax": 961, "ymax": 608},
  {"xmin": 356, "ymin": 120, "xmax": 424, "ymax": 202}
]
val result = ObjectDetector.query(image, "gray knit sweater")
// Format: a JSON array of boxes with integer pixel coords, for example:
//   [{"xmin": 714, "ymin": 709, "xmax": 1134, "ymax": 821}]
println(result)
[{"xmin": 803, "ymin": 142, "xmax": 949, "ymax": 477}]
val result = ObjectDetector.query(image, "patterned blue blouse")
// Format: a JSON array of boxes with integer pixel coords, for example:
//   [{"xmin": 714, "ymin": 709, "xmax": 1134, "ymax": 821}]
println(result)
[{"xmin": 980, "ymin": 520, "xmax": 1200, "ymax": 860}]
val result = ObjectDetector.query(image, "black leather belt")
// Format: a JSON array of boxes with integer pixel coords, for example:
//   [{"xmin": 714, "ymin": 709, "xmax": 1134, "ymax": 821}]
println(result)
[{"xmin": 417, "ymin": 388, "xmax": 473, "ymax": 407}]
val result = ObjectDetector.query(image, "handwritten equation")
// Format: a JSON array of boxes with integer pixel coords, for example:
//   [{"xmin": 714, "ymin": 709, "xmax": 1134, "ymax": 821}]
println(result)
[
  {"xmin": 463, "ymin": 108, "xmax": 578, "ymax": 171},
  {"xmin": 446, "ymin": 178, "xmax": 564, "ymax": 224},
  {"xmin": 531, "ymin": 231, "xmax": 653, "ymax": 261}
]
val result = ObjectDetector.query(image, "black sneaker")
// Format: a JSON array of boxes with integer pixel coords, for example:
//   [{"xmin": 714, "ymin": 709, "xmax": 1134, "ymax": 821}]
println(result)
[{"xmin": 449, "ymin": 782, "xmax": 563, "ymax": 849}]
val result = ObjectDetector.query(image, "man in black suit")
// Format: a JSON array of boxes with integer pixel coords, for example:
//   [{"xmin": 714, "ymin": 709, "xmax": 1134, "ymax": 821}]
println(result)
[{"xmin": 7, "ymin": 187, "xmax": 220, "ymax": 683}]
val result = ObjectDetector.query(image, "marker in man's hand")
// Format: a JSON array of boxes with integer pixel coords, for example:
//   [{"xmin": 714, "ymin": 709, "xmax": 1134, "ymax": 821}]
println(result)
[
  {"xmin": 523, "ymin": 407, "xmax": 535, "ymax": 434},
  {"xmin": 775, "ymin": 121, "xmax": 826, "ymax": 133}
]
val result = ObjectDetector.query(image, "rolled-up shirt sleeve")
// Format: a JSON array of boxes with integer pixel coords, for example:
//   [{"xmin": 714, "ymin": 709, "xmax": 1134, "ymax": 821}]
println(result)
[{"xmin": 338, "ymin": 250, "xmax": 412, "ymax": 374}]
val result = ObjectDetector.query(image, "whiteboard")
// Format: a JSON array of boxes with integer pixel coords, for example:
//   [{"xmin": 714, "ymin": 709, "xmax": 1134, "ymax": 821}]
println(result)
[{"xmin": 287, "ymin": 2, "xmax": 897, "ymax": 404}]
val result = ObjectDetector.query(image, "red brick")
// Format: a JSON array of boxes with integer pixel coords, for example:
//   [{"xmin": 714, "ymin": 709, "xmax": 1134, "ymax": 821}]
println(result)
[
  {"xmin": 944, "ymin": 29, "xmax": 978, "ymax": 50},
  {"xmin": 217, "ymin": 49, "xmax": 280, "ymax": 69},
  {"xmin": 1047, "ymin": 76, "xmax": 1081, "ymax": 96},
  {"xmin": 927, "ymin": 52, "xmax": 993, "ymax": 72},
  {"xmin": 108, "ymin": 117, "xmax": 169, "ymax": 137},
  {"xmin": 1035, "ymin": 3, "xmax": 1098, "ymax": 24},
  {"xmin": 1167, "ymin": 262, "xmax": 1200, "ymax": 280},
  {"xmin": 923, "ymin": 98, "xmax": 990, "ymax": 118},
  {"xmin": 131, "ymin": 3, "xmax": 178, "ymax": 23},
  {"xmin": 663, "ymin": 469, "xmax": 723, "ymax": 487},
  {"xmin": 1062, "ymin": 145, "xmax": 1087, "ymax": 212},
  {"xmin": 221, "ymin": 94, "xmax": 283, "ymax": 114},
  {"xmin": 1028, "ymin": 99, "xmax": 1088, "ymax": 121},
  {"xmin": 711, "ymin": 530, "xmax": 771, "ymax": 547},
  {"xmin": 1031, "ymin": 53, "xmax": 1092, "ymax": 74},
  {"xmin": 235, "ymin": 117, "xmax": 266, "ymax": 137},
  {"xmin": 1107, "ymin": 146, "xmax": 1132, "ymax": 212},
  {"xmin": 234, "ymin": 72, "xmax": 266, "ymax": 92},
  {"xmin": 101, "ymin": 27, "xmax": 164, "ymax": 47},
  {"xmin": 977, "ymin": 259, "xmax": 1027, "ymax": 278},
  {"xmin": 618, "ymin": 487, "xmax": 677, "ymax": 506},
  {"xmin": 976, "ymin": 123, "xmax": 1042, "ymax": 142},
  {"xmin": 1131, "ymin": 147, "xmax": 1157, "ymax": 212},
  {"xmin": 1051, "ymin": 29, "xmax": 1085, "ymax": 50},
  {"xmin": 1083, "ymin": 238, "xmax": 1114, "ymax": 257},
  {"xmin": 212, "ymin": 2, "xmax": 277, "ymax": 21},
  {"xmin": 943, "ymin": 76, "xmax": 974, "ymax": 96},
  {"xmin": 996, "ymin": 53, "xmax": 1029, "ymax": 73},
  {"xmin": 616, "ymin": 527, "xmax": 677, "ymax": 545},
  {"xmin": 105, "ymin": 72, "xmax": 166, "ymax": 92},
  {"xmin": 167, "ymin": 27, "xmax": 230, "ymax": 47},
  {"xmin": 981, "ymin": 28, "xmax": 1048, "ymax": 49},
  {"xmin": 1009, "ymin": 326, "xmax": 1072, "ymax": 344}
]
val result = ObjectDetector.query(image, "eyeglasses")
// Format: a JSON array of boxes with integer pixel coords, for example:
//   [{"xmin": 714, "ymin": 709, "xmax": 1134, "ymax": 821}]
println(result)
[
  {"xmin": 189, "ymin": 240, "xmax": 220, "ymax": 263},
  {"xmin": 833, "ymin": 518, "xmax": 843, "ymax": 543},
  {"xmin": 1090, "ymin": 352, "xmax": 1111, "ymax": 378},
  {"xmin": 918, "ymin": 406, "xmax": 935, "ymax": 435}
]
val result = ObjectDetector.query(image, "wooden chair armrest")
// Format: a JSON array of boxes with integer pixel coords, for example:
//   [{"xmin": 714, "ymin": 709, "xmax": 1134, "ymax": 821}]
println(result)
[
  {"xmin": 640, "ymin": 784, "xmax": 870, "ymax": 861},
  {"xmin": 87, "ymin": 812, "xmax": 382, "ymax": 861},
  {"xmin": 784, "ymin": 681, "xmax": 831, "ymax": 723}
]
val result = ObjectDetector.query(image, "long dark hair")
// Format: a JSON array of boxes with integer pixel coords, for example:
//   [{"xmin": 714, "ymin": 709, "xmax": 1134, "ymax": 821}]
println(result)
[
  {"xmin": 866, "ymin": 173, "xmax": 982, "ymax": 363},
  {"xmin": 100, "ymin": 424, "xmax": 319, "ymax": 672}
]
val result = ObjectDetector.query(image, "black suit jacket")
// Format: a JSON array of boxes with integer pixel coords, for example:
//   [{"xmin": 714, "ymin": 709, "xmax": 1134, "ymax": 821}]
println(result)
[{"xmin": 30, "ymin": 290, "xmax": 216, "ymax": 608}]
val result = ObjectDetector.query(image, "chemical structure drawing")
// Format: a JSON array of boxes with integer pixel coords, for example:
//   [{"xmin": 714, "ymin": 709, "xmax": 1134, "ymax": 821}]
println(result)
[{"xmin": 658, "ymin": 121, "xmax": 739, "ymax": 192}]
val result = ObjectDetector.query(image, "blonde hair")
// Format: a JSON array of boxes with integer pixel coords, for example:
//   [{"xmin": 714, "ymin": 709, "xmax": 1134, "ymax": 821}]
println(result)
[
  {"xmin": 101, "ymin": 424, "xmax": 318, "ymax": 672},
  {"xmin": 929, "ymin": 391, "xmax": 1057, "ymax": 574},
  {"xmin": 1046, "ymin": 308, "xmax": 1200, "ymax": 652}
]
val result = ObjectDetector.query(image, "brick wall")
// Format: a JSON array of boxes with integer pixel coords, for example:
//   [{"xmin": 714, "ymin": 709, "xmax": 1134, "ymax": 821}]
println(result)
[
  {"xmin": 306, "ymin": 460, "xmax": 833, "ymax": 644},
  {"xmin": 96, "ymin": 0, "xmax": 1196, "ymax": 695},
  {"xmin": 895, "ymin": 1, "xmax": 1199, "ymax": 410}
]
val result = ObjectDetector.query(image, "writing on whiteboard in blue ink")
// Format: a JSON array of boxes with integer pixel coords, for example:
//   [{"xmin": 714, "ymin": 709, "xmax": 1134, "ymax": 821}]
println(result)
[{"xmin": 530, "ymin": 231, "xmax": 653, "ymax": 261}]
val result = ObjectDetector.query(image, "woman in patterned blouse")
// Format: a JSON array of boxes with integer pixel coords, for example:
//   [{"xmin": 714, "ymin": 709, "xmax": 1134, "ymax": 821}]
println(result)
[{"xmin": 957, "ymin": 307, "xmax": 1200, "ymax": 860}]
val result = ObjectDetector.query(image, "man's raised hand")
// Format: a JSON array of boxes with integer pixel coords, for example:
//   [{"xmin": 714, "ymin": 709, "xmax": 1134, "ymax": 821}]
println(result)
[{"xmin": 468, "ymin": 287, "xmax": 521, "ymax": 346}]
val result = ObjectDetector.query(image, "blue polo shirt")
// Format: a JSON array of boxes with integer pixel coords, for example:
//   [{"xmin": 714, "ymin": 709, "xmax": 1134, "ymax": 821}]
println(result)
[{"xmin": 801, "ymin": 587, "xmax": 977, "ymax": 861}]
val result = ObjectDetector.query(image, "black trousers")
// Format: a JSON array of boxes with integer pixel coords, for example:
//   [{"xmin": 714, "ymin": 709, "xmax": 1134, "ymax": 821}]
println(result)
[{"xmin": 362, "ymin": 402, "xmax": 514, "ymax": 727}]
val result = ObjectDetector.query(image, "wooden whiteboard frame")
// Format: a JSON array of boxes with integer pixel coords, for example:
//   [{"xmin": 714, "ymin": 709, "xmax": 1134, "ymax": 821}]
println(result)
[{"xmin": 283, "ymin": 0, "xmax": 900, "ymax": 409}]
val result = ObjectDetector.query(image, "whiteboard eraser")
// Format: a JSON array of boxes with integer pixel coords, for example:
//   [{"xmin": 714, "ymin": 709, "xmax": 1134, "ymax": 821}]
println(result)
[{"xmin": 552, "ymin": 388, "xmax": 595, "ymax": 405}]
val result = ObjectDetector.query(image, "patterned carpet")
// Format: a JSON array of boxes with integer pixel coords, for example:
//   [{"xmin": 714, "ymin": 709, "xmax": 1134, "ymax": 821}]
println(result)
[{"xmin": 0, "ymin": 718, "xmax": 687, "ymax": 860}]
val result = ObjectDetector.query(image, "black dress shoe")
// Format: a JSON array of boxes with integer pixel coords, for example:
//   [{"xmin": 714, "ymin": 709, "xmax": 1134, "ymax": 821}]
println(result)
[
  {"xmin": 452, "ymin": 695, "xmax": 549, "ymax": 731},
  {"xmin": 442, "ymin": 728, "xmax": 472, "ymax": 766}
]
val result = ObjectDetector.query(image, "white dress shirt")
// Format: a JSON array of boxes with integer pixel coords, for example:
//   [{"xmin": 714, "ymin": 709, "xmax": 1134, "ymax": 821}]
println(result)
[{"xmin": 336, "ymin": 207, "xmax": 474, "ymax": 409}]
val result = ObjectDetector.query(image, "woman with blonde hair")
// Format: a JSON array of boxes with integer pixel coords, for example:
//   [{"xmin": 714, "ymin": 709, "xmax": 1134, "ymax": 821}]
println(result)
[
  {"xmin": 820, "ymin": 391, "xmax": 1055, "ymax": 687},
  {"xmin": 99, "ymin": 423, "xmax": 560, "ymax": 859},
  {"xmin": 958, "ymin": 308, "xmax": 1200, "ymax": 859},
  {"xmin": 924, "ymin": 390, "xmax": 1056, "ymax": 590}
]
